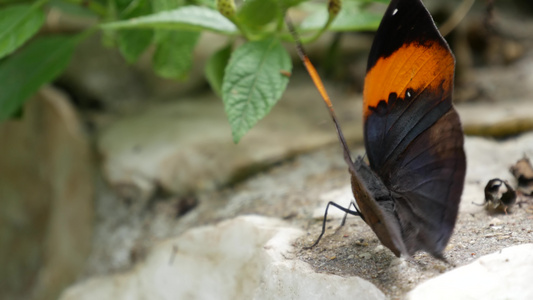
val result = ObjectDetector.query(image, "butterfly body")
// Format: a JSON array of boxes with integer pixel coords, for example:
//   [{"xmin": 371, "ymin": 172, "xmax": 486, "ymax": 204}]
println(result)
[{"xmin": 351, "ymin": 158, "xmax": 406, "ymax": 256}]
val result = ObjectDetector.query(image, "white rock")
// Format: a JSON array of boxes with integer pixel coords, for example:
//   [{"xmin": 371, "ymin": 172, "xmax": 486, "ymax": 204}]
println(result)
[
  {"xmin": 458, "ymin": 100, "xmax": 533, "ymax": 131},
  {"xmin": 408, "ymin": 244, "xmax": 533, "ymax": 300},
  {"xmin": 60, "ymin": 216, "xmax": 385, "ymax": 300}
]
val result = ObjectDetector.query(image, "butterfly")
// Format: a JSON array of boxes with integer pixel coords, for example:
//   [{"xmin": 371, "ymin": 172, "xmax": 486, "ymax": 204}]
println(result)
[{"xmin": 292, "ymin": 0, "xmax": 466, "ymax": 259}]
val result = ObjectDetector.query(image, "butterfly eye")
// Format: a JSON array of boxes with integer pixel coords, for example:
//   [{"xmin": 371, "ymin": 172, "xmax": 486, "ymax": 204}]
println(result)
[{"xmin": 392, "ymin": 8, "xmax": 398, "ymax": 16}]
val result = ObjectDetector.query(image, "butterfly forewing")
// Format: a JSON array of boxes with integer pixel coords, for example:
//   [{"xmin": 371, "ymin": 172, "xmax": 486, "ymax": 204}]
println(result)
[{"xmin": 363, "ymin": 0, "xmax": 455, "ymax": 173}]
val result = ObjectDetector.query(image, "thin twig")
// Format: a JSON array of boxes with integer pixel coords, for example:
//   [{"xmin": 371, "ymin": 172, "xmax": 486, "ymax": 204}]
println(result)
[{"xmin": 439, "ymin": 0, "xmax": 476, "ymax": 37}]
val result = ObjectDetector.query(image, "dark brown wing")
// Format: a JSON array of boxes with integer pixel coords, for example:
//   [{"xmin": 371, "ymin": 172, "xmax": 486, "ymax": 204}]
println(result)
[{"xmin": 389, "ymin": 109, "xmax": 465, "ymax": 257}]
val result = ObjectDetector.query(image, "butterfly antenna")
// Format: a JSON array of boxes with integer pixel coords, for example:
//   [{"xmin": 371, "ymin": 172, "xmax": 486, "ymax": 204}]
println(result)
[{"xmin": 285, "ymin": 17, "xmax": 356, "ymax": 171}]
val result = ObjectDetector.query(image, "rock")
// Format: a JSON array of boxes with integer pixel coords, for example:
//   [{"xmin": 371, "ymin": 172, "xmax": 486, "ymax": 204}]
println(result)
[
  {"xmin": 58, "ymin": 33, "xmax": 150, "ymax": 113},
  {"xmin": 97, "ymin": 81, "xmax": 362, "ymax": 202},
  {"xmin": 408, "ymin": 244, "xmax": 533, "ymax": 300},
  {"xmin": 59, "ymin": 216, "xmax": 385, "ymax": 300},
  {"xmin": 0, "ymin": 87, "xmax": 94, "ymax": 300},
  {"xmin": 488, "ymin": 217, "xmax": 503, "ymax": 226},
  {"xmin": 454, "ymin": 49, "xmax": 533, "ymax": 138},
  {"xmin": 458, "ymin": 100, "xmax": 533, "ymax": 137}
]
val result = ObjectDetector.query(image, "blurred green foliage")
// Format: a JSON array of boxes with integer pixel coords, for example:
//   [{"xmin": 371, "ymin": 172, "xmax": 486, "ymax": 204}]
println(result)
[{"xmin": 0, "ymin": 0, "xmax": 385, "ymax": 142}]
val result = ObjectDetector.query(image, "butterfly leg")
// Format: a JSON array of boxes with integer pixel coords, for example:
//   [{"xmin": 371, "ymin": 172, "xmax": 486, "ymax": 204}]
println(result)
[
  {"xmin": 304, "ymin": 201, "xmax": 361, "ymax": 249},
  {"xmin": 341, "ymin": 200, "xmax": 362, "ymax": 226},
  {"xmin": 471, "ymin": 201, "xmax": 486, "ymax": 206}
]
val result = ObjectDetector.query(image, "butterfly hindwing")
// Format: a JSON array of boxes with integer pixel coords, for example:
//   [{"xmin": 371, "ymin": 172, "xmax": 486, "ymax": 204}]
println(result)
[{"xmin": 390, "ymin": 109, "xmax": 465, "ymax": 256}]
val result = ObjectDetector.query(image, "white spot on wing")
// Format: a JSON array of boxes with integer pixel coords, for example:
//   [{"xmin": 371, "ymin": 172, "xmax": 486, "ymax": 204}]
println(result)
[{"xmin": 392, "ymin": 8, "xmax": 398, "ymax": 16}]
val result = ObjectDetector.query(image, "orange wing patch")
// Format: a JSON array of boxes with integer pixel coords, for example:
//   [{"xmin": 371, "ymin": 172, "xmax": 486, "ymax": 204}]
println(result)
[{"xmin": 363, "ymin": 41, "xmax": 454, "ymax": 119}]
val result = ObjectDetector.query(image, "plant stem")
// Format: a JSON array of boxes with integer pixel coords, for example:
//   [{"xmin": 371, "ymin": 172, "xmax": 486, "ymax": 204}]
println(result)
[
  {"xmin": 227, "ymin": 16, "xmax": 254, "ymax": 41},
  {"xmin": 275, "ymin": 8, "xmax": 284, "ymax": 32},
  {"xmin": 300, "ymin": 16, "xmax": 334, "ymax": 44},
  {"xmin": 120, "ymin": 0, "xmax": 142, "ymax": 17}
]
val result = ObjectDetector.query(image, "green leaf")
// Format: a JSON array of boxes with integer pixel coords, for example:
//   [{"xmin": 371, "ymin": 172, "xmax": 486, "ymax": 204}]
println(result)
[
  {"xmin": 300, "ymin": 4, "xmax": 382, "ymax": 32},
  {"xmin": 0, "ymin": 35, "xmax": 82, "ymax": 122},
  {"xmin": 205, "ymin": 44, "xmax": 232, "ymax": 96},
  {"xmin": 152, "ymin": 30, "xmax": 200, "ymax": 79},
  {"xmin": 222, "ymin": 37, "xmax": 291, "ymax": 143},
  {"xmin": 101, "ymin": 6, "xmax": 237, "ymax": 35},
  {"xmin": 237, "ymin": 0, "xmax": 278, "ymax": 28},
  {"xmin": 0, "ymin": 4, "xmax": 45, "ymax": 60},
  {"xmin": 116, "ymin": 0, "xmax": 153, "ymax": 63},
  {"xmin": 117, "ymin": 29, "xmax": 153, "ymax": 63}
]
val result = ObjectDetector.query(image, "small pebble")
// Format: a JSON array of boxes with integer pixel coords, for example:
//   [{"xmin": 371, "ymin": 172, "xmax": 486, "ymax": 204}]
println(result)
[
  {"xmin": 374, "ymin": 245, "xmax": 385, "ymax": 251},
  {"xmin": 489, "ymin": 217, "xmax": 503, "ymax": 226}
]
